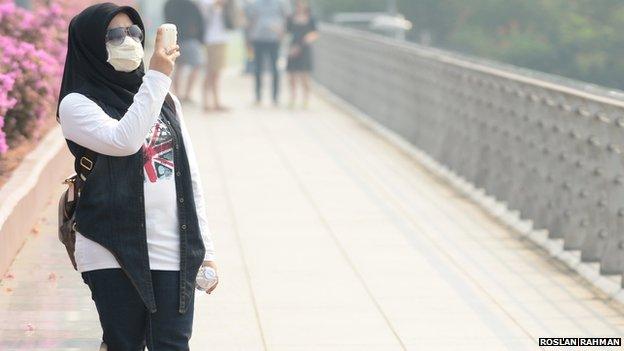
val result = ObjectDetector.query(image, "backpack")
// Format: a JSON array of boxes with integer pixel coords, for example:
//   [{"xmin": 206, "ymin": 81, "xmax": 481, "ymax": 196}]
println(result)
[{"xmin": 57, "ymin": 148, "xmax": 97, "ymax": 271}]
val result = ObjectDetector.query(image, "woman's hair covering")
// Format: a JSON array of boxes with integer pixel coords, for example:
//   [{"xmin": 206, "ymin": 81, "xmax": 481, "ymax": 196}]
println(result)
[{"xmin": 56, "ymin": 3, "xmax": 146, "ymax": 120}]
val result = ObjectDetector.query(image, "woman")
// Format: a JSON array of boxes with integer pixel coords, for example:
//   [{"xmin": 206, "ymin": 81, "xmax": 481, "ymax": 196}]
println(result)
[
  {"xmin": 286, "ymin": 0, "xmax": 318, "ymax": 109},
  {"xmin": 165, "ymin": 0, "xmax": 206, "ymax": 103},
  {"xmin": 200, "ymin": 0, "xmax": 234, "ymax": 112},
  {"xmin": 202, "ymin": 0, "xmax": 240, "ymax": 112},
  {"xmin": 56, "ymin": 3, "xmax": 218, "ymax": 350}
]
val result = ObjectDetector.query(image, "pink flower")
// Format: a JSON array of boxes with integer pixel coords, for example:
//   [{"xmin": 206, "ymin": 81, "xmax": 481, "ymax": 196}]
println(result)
[{"xmin": 0, "ymin": 0, "xmax": 136, "ymax": 155}]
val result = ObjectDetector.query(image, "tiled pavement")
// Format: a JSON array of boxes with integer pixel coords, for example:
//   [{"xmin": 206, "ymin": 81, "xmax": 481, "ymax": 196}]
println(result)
[{"xmin": 1, "ymin": 73, "xmax": 624, "ymax": 350}]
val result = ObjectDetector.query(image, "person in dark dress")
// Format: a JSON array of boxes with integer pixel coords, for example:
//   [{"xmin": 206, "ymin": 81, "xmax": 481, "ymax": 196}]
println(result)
[{"xmin": 286, "ymin": 0, "xmax": 318, "ymax": 109}]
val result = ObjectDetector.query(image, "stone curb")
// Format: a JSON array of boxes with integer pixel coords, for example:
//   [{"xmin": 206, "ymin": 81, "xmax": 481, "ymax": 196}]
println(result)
[{"xmin": 0, "ymin": 126, "xmax": 72, "ymax": 276}]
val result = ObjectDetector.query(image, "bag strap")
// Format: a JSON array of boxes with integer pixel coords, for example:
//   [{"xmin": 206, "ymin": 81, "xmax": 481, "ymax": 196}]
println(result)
[
  {"xmin": 78, "ymin": 148, "xmax": 97, "ymax": 182},
  {"xmin": 70, "ymin": 94, "xmax": 102, "ymax": 183}
]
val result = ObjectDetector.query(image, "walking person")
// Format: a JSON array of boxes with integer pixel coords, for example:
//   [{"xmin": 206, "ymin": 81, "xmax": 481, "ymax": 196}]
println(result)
[
  {"xmin": 165, "ymin": 0, "xmax": 206, "ymax": 103},
  {"xmin": 56, "ymin": 3, "xmax": 218, "ymax": 350},
  {"xmin": 245, "ymin": 0, "xmax": 289, "ymax": 105},
  {"xmin": 200, "ymin": 0, "xmax": 237, "ymax": 112},
  {"xmin": 286, "ymin": 0, "xmax": 318, "ymax": 109}
]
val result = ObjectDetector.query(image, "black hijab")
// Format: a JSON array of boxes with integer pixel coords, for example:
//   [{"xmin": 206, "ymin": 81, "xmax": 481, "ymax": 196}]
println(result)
[{"xmin": 57, "ymin": 3, "xmax": 147, "ymax": 120}]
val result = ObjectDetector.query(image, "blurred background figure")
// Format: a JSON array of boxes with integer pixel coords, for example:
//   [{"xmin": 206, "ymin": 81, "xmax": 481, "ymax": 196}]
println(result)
[
  {"xmin": 200, "ymin": 0, "xmax": 239, "ymax": 112},
  {"xmin": 245, "ymin": 0, "xmax": 289, "ymax": 106},
  {"xmin": 164, "ymin": 0, "xmax": 206, "ymax": 103},
  {"xmin": 241, "ymin": 0, "xmax": 256, "ymax": 75},
  {"xmin": 286, "ymin": 0, "xmax": 317, "ymax": 109}
]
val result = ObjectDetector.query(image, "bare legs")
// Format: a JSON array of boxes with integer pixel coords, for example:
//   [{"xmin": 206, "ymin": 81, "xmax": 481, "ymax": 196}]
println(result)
[
  {"xmin": 203, "ymin": 68, "xmax": 227, "ymax": 111},
  {"xmin": 288, "ymin": 72, "xmax": 297, "ymax": 108},
  {"xmin": 288, "ymin": 72, "xmax": 311, "ymax": 108},
  {"xmin": 300, "ymin": 72, "xmax": 310, "ymax": 108},
  {"xmin": 203, "ymin": 44, "xmax": 228, "ymax": 112},
  {"xmin": 172, "ymin": 66, "xmax": 182, "ymax": 96},
  {"xmin": 183, "ymin": 67, "xmax": 201, "ymax": 101},
  {"xmin": 172, "ymin": 66, "xmax": 201, "ymax": 102}
]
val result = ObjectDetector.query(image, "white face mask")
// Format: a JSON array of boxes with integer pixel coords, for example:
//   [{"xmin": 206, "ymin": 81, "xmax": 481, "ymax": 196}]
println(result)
[{"xmin": 106, "ymin": 36, "xmax": 144, "ymax": 72}]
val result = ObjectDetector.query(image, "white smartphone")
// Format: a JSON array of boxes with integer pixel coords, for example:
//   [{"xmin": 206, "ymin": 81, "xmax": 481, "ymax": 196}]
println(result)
[{"xmin": 159, "ymin": 23, "xmax": 177, "ymax": 49}]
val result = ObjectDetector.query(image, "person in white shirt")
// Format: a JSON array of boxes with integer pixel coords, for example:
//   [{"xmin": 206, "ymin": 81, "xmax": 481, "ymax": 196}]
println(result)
[
  {"xmin": 56, "ymin": 4, "xmax": 218, "ymax": 350},
  {"xmin": 201, "ymin": 0, "xmax": 231, "ymax": 111}
]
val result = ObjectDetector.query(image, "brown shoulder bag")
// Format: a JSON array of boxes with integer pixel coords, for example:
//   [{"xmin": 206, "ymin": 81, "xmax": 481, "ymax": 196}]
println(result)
[{"xmin": 57, "ymin": 150, "xmax": 97, "ymax": 271}]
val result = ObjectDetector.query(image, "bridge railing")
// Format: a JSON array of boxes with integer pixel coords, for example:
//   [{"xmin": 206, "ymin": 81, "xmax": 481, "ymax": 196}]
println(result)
[{"xmin": 313, "ymin": 24, "xmax": 624, "ymax": 283}]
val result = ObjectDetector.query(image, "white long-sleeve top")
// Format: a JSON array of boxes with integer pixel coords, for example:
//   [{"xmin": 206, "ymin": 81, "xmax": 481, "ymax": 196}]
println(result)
[{"xmin": 58, "ymin": 69, "xmax": 216, "ymax": 272}]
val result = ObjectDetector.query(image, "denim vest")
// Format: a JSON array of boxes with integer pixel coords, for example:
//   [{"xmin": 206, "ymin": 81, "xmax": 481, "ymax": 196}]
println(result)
[{"xmin": 65, "ymin": 95, "xmax": 205, "ymax": 314}]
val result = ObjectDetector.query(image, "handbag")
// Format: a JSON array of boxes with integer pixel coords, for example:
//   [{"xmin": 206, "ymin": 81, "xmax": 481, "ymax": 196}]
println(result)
[{"xmin": 57, "ymin": 149, "xmax": 97, "ymax": 271}]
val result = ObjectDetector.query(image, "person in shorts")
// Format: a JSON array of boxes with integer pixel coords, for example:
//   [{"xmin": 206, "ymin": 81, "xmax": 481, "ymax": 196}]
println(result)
[
  {"xmin": 165, "ymin": 0, "xmax": 206, "ymax": 103},
  {"xmin": 201, "ymin": 0, "xmax": 236, "ymax": 111}
]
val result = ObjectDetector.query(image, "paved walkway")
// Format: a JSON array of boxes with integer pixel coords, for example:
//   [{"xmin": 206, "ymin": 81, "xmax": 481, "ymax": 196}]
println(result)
[{"xmin": 2, "ymin": 73, "xmax": 624, "ymax": 350}]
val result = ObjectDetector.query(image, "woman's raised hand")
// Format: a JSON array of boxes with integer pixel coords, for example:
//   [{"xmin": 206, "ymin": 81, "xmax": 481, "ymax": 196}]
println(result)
[{"xmin": 149, "ymin": 27, "xmax": 180, "ymax": 76}]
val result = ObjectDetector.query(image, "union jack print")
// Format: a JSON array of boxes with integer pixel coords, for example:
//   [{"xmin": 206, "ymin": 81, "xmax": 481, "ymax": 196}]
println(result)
[{"xmin": 142, "ymin": 116, "xmax": 175, "ymax": 183}]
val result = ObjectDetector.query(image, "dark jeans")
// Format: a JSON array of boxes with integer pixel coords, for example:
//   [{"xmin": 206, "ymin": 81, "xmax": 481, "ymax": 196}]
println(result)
[
  {"xmin": 81, "ymin": 269, "xmax": 195, "ymax": 351},
  {"xmin": 252, "ymin": 40, "xmax": 280, "ymax": 103}
]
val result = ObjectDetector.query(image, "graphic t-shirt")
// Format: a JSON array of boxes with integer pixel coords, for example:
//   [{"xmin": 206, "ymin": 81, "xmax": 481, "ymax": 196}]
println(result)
[
  {"xmin": 141, "ymin": 115, "xmax": 181, "ymax": 270},
  {"xmin": 143, "ymin": 116, "xmax": 175, "ymax": 183}
]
